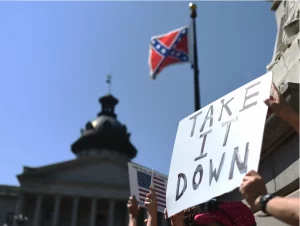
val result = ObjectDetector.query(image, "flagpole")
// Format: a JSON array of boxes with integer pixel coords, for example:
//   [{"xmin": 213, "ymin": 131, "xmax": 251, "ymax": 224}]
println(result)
[{"xmin": 189, "ymin": 3, "xmax": 201, "ymax": 111}]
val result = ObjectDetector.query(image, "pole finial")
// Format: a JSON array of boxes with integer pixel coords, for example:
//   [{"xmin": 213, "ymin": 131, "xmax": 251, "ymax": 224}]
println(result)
[
  {"xmin": 106, "ymin": 74, "xmax": 112, "ymax": 94},
  {"xmin": 189, "ymin": 2, "xmax": 197, "ymax": 18}
]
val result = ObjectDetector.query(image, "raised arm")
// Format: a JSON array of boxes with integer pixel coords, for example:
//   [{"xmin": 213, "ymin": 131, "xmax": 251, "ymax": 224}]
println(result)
[
  {"xmin": 127, "ymin": 195, "xmax": 140, "ymax": 226},
  {"xmin": 145, "ymin": 187, "xmax": 158, "ymax": 226},
  {"xmin": 240, "ymin": 170, "xmax": 299, "ymax": 226},
  {"xmin": 264, "ymin": 83, "xmax": 299, "ymax": 133}
]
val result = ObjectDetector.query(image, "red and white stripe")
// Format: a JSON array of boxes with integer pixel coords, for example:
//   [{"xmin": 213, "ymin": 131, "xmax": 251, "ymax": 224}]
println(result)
[{"xmin": 139, "ymin": 176, "xmax": 166, "ymax": 209}]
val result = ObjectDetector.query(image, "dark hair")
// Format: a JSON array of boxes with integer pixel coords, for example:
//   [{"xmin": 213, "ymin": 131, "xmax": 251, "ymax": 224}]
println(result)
[
  {"xmin": 205, "ymin": 199, "xmax": 235, "ymax": 225},
  {"xmin": 165, "ymin": 206, "xmax": 203, "ymax": 226},
  {"xmin": 183, "ymin": 206, "xmax": 203, "ymax": 226}
]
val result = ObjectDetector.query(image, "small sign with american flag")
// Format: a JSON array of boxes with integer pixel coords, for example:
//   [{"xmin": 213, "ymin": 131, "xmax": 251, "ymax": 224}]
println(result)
[{"xmin": 128, "ymin": 162, "xmax": 168, "ymax": 213}]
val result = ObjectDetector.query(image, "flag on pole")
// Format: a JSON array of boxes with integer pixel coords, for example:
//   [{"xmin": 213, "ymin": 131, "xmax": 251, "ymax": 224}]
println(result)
[{"xmin": 148, "ymin": 26, "xmax": 192, "ymax": 79}]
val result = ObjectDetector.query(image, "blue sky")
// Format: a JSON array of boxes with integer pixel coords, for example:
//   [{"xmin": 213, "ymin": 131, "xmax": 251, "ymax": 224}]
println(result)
[{"xmin": 0, "ymin": 2, "xmax": 276, "ymax": 185}]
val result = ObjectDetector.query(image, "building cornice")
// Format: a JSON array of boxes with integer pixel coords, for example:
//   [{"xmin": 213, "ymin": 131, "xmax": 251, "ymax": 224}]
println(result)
[
  {"xmin": 18, "ymin": 154, "xmax": 128, "ymax": 179},
  {"xmin": 0, "ymin": 185, "xmax": 20, "ymax": 197},
  {"xmin": 20, "ymin": 177, "xmax": 129, "ymax": 190}
]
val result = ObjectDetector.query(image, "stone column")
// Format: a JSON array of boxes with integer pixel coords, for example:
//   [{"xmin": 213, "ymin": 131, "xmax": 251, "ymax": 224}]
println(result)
[
  {"xmin": 71, "ymin": 197, "xmax": 79, "ymax": 226},
  {"xmin": 33, "ymin": 194, "xmax": 43, "ymax": 226},
  {"xmin": 52, "ymin": 195, "xmax": 62, "ymax": 226},
  {"xmin": 108, "ymin": 199, "xmax": 115, "ymax": 226},
  {"xmin": 89, "ymin": 198, "xmax": 97, "ymax": 226},
  {"xmin": 13, "ymin": 192, "xmax": 25, "ymax": 226}
]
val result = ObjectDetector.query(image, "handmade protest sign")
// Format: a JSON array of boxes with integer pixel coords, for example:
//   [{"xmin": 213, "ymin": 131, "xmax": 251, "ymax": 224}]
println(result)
[
  {"xmin": 166, "ymin": 72, "xmax": 273, "ymax": 217},
  {"xmin": 128, "ymin": 162, "xmax": 168, "ymax": 213}
]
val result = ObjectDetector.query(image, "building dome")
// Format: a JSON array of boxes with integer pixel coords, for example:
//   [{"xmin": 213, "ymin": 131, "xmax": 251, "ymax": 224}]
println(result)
[{"xmin": 71, "ymin": 94, "xmax": 137, "ymax": 159}]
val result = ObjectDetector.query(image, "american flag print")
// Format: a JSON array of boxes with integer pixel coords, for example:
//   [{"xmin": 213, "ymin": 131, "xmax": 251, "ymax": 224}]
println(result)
[
  {"xmin": 148, "ymin": 26, "xmax": 190, "ymax": 79},
  {"xmin": 137, "ymin": 171, "xmax": 167, "ymax": 211}
]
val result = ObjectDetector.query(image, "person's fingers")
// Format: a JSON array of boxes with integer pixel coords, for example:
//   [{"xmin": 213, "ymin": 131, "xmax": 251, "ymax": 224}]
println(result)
[
  {"xmin": 129, "ymin": 196, "xmax": 136, "ymax": 203},
  {"xmin": 127, "ymin": 204, "xmax": 130, "ymax": 208},
  {"xmin": 239, "ymin": 182, "xmax": 246, "ymax": 193},
  {"xmin": 243, "ymin": 176, "xmax": 252, "ymax": 182},
  {"xmin": 145, "ymin": 198, "xmax": 152, "ymax": 202},
  {"xmin": 132, "ymin": 195, "xmax": 137, "ymax": 201},
  {"xmin": 138, "ymin": 206, "xmax": 141, "ymax": 210},
  {"xmin": 245, "ymin": 170, "xmax": 257, "ymax": 176},
  {"xmin": 150, "ymin": 186, "xmax": 155, "ymax": 193},
  {"xmin": 149, "ymin": 187, "xmax": 157, "ymax": 198},
  {"xmin": 164, "ymin": 208, "xmax": 168, "ymax": 219},
  {"xmin": 239, "ymin": 185, "xmax": 243, "ymax": 194},
  {"xmin": 264, "ymin": 99, "xmax": 272, "ymax": 107},
  {"xmin": 271, "ymin": 83, "xmax": 280, "ymax": 94},
  {"xmin": 147, "ymin": 192, "xmax": 154, "ymax": 199}
]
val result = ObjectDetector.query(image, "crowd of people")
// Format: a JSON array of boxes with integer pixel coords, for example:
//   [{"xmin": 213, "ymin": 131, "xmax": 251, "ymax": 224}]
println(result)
[{"xmin": 127, "ymin": 83, "xmax": 299, "ymax": 226}]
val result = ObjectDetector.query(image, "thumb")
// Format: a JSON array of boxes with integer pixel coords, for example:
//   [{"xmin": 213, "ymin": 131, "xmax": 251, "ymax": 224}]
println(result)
[
  {"xmin": 271, "ymin": 83, "xmax": 280, "ymax": 94},
  {"xmin": 245, "ymin": 170, "xmax": 257, "ymax": 176},
  {"xmin": 146, "ymin": 192, "xmax": 152, "ymax": 198},
  {"xmin": 264, "ymin": 98, "xmax": 272, "ymax": 107},
  {"xmin": 150, "ymin": 186, "xmax": 156, "ymax": 194}
]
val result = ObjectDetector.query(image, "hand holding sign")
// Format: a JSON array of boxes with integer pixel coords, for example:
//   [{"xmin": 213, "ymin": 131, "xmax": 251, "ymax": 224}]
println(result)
[
  {"xmin": 145, "ymin": 187, "xmax": 158, "ymax": 218},
  {"xmin": 264, "ymin": 83, "xmax": 288, "ymax": 117},
  {"xmin": 239, "ymin": 170, "xmax": 267, "ymax": 211},
  {"xmin": 127, "ymin": 195, "xmax": 140, "ymax": 219},
  {"xmin": 128, "ymin": 162, "xmax": 167, "ymax": 213},
  {"xmin": 264, "ymin": 83, "xmax": 299, "ymax": 133},
  {"xmin": 166, "ymin": 72, "xmax": 273, "ymax": 217}
]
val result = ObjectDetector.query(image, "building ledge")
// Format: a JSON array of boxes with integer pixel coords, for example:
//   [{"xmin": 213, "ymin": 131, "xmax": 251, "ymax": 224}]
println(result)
[
  {"xmin": 260, "ymin": 82, "xmax": 299, "ymax": 160},
  {"xmin": 0, "ymin": 184, "xmax": 20, "ymax": 196}
]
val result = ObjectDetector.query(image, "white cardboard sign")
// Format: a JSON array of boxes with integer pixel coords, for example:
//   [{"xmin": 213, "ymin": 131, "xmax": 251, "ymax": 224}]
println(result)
[
  {"xmin": 166, "ymin": 72, "xmax": 272, "ymax": 217},
  {"xmin": 128, "ymin": 162, "xmax": 168, "ymax": 213}
]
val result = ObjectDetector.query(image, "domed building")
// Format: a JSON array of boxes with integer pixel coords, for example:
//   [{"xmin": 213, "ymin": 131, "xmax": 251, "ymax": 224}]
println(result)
[
  {"xmin": 0, "ymin": 93, "xmax": 166, "ymax": 226},
  {"xmin": 72, "ymin": 94, "xmax": 137, "ymax": 160}
]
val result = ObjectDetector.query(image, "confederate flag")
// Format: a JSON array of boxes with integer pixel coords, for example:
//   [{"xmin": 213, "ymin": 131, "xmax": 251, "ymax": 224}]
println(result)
[{"xmin": 148, "ymin": 26, "xmax": 191, "ymax": 79}]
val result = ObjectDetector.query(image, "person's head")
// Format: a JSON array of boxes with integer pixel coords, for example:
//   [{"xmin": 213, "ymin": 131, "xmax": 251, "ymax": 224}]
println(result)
[
  {"xmin": 194, "ymin": 200, "xmax": 256, "ymax": 226},
  {"xmin": 183, "ymin": 206, "xmax": 204, "ymax": 226},
  {"xmin": 165, "ymin": 206, "xmax": 202, "ymax": 226}
]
